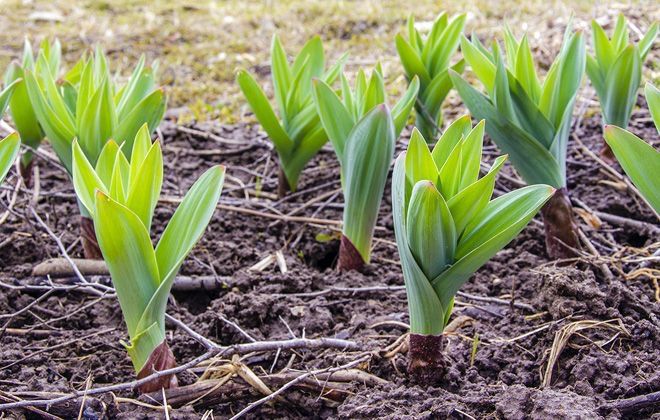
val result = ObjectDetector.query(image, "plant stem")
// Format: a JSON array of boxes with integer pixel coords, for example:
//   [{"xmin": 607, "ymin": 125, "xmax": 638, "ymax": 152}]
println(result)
[
  {"xmin": 337, "ymin": 234, "xmax": 365, "ymax": 271},
  {"xmin": 408, "ymin": 333, "xmax": 447, "ymax": 384},
  {"xmin": 80, "ymin": 216, "xmax": 103, "ymax": 260},
  {"xmin": 277, "ymin": 166, "xmax": 291, "ymax": 198},
  {"xmin": 136, "ymin": 340, "xmax": 178, "ymax": 394},
  {"xmin": 19, "ymin": 159, "xmax": 33, "ymax": 188},
  {"xmin": 540, "ymin": 187, "xmax": 581, "ymax": 259},
  {"xmin": 414, "ymin": 101, "xmax": 440, "ymax": 142}
]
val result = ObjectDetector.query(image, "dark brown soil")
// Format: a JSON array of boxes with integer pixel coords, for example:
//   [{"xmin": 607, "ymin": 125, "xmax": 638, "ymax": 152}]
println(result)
[{"xmin": 0, "ymin": 100, "xmax": 658, "ymax": 419}]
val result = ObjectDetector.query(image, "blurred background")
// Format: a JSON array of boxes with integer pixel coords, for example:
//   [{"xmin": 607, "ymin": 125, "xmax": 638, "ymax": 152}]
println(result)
[{"xmin": 0, "ymin": 0, "xmax": 657, "ymax": 123}]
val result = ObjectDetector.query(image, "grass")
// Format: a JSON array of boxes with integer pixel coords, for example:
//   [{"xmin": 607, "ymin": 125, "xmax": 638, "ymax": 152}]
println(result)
[{"xmin": 0, "ymin": 0, "xmax": 657, "ymax": 122}]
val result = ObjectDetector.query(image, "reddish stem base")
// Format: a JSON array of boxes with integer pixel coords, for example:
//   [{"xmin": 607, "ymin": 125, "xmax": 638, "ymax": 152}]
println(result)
[
  {"xmin": 19, "ymin": 160, "xmax": 34, "ymax": 188},
  {"xmin": 408, "ymin": 333, "xmax": 447, "ymax": 384},
  {"xmin": 137, "ymin": 340, "xmax": 178, "ymax": 394},
  {"xmin": 337, "ymin": 234, "xmax": 365, "ymax": 272},
  {"xmin": 540, "ymin": 188, "xmax": 581, "ymax": 260},
  {"xmin": 277, "ymin": 167, "xmax": 291, "ymax": 198},
  {"xmin": 80, "ymin": 216, "xmax": 103, "ymax": 260}
]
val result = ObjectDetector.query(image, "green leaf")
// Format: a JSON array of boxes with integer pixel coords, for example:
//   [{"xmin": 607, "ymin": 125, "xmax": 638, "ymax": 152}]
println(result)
[
  {"xmin": 360, "ymin": 70, "xmax": 386, "ymax": 115},
  {"xmin": 95, "ymin": 140, "xmax": 120, "ymax": 187},
  {"xmin": 603, "ymin": 125, "xmax": 660, "ymax": 212},
  {"xmin": 406, "ymin": 128, "xmax": 438, "ymax": 187},
  {"xmin": 450, "ymin": 71, "xmax": 564, "ymax": 187},
  {"xmin": 129, "ymin": 123, "xmax": 152, "ymax": 183},
  {"xmin": 591, "ymin": 20, "xmax": 615, "ymax": 72},
  {"xmin": 72, "ymin": 140, "xmax": 107, "ymax": 218},
  {"xmin": 342, "ymin": 105, "xmax": 395, "ymax": 263},
  {"xmin": 514, "ymin": 35, "xmax": 541, "ymax": 102},
  {"xmin": 540, "ymin": 32, "xmax": 585, "ymax": 129},
  {"xmin": 0, "ymin": 78, "xmax": 21, "ymax": 117},
  {"xmin": 395, "ymin": 34, "xmax": 431, "ymax": 86},
  {"xmin": 94, "ymin": 191, "xmax": 160, "ymax": 337},
  {"xmin": 602, "ymin": 45, "xmax": 641, "ymax": 127},
  {"xmin": 112, "ymin": 89, "xmax": 165, "ymax": 158},
  {"xmin": 646, "ymin": 83, "xmax": 660, "ymax": 132},
  {"xmin": 78, "ymin": 78, "xmax": 117, "ymax": 164},
  {"xmin": 392, "ymin": 153, "xmax": 446, "ymax": 335},
  {"xmin": 428, "ymin": 14, "xmax": 466, "ymax": 76},
  {"xmin": 507, "ymin": 73, "xmax": 555, "ymax": 148},
  {"xmin": 457, "ymin": 120, "xmax": 485, "ymax": 190},
  {"xmin": 639, "ymin": 22, "xmax": 658, "ymax": 60},
  {"xmin": 4, "ymin": 66, "xmax": 44, "ymax": 152},
  {"xmin": 0, "ymin": 133, "xmax": 20, "ymax": 184},
  {"xmin": 406, "ymin": 180, "xmax": 456, "ymax": 279},
  {"xmin": 23, "ymin": 70, "xmax": 75, "ymax": 171},
  {"xmin": 312, "ymin": 78, "xmax": 354, "ymax": 162},
  {"xmin": 291, "ymin": 36, "xmax": 325, "ymax": 79},
  {"xmin": 155, "ymin": 165, "xmax": 225, "ymax": 281},
  {"xmin": 432, "ymin": 185, "xmax": 554, "ymax": 309},
  {"xmin": 281, "ymin": 125, "xmax": 327, "ymax": 191},
  {"xmin": 237, "ymin": 69, "xmax": 293, "ymax": 155},
  {"xmin": 126, "ymin": 141, "xmax": 163, "ymax": 230},
  {"xmin": 431, "ymin": 114, "xmax": 471, "ymax": 168},
  {"xmin": 448, "ymin": 155, "xmax": 507, "ymax": 234},
  {"xmin": 271, "ymin": 35, "xmax": 292, "ymax": 122},
  {"xmin": 460, "ymin": 34, "xmax": 496, "ymax": 93},
  {"xmin": 611, "ymin": 14, "xmax": 629, "ymax": 53}
]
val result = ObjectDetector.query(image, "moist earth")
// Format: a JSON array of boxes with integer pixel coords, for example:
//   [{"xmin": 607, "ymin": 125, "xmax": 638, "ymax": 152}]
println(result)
[{"xmin": 0, "ymin": 107, "xmax": 658, "ymax": 418}]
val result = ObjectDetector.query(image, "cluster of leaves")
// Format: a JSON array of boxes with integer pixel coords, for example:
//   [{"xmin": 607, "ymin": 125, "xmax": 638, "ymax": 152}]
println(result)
[
  {"xmin": 451, "ymin": 26, "xmax": 585, "ymax": 188},
  {"xmin": 71, "ymin": 124, "xmax": 225, "ymax": 372},
  {"xmin": 604, "ymin": 83, "xmax": 660, "ymax": 213},
  {"xmin": 25, "ymin": 47, "xmax": 166, "ymax": 175},
  {"xmin": 237, "ymin": 36, "xmax": 347, "ymax": 192},
  {"xmin": 392, "ymin": 118, "xmax": 554, "ymax": 334},
  {"xmin": 587, "ymin": 14, "xmax": 657, "ymax": 128},
  {"xmin": 313, "ymin": 66, "xmax": 418, "ymax": 264},
  {"xmin": 3, "ymin": 39, "xmax": 61, "ymax": 169},
  {"xmin": 396, "ymin": 13, "xmax": 466, "ymax": 141}
]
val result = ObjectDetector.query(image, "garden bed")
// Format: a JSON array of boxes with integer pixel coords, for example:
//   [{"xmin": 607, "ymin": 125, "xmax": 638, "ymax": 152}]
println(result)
[{"xmin": 0, "ymin": 101, "xmax": 658, "ymax": 418}]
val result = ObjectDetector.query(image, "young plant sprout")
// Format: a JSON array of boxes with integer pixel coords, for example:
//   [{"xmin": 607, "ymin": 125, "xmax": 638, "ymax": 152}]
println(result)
[
  {"xmin": 237, "ymin": 35, "xmax": 347, "ymax": 196},
  {"xmin": 0, "ymin": 133, "xmax": 20, "ymax": 186},
  {"xmin": 3, "ymin": 39, "xmax": 61, "ymax": 182},
  {"xmin": 0, "ymin": 81, "xmax": 20, "ymax": 184},
  {"xmin": 450, "ymin": 25, "xmax": 586, "ymax": 259},
  {"xmin": 392, "ymin": 118, "xmax": 553, "ymax": 382},
  {"xmin": 72, "ymin": 125, "xmax": 225, "ymax": 392},
  {"xmin": 25, "ymin": 47, "xmax": 166, "ymax": 259},
  {"xmin": 313, "ymin": 66, "xmax": 418, "ymax": 270},
  {"xmin": 587, "ymin": 14, "xmax": 657, "ymax": 131},
  {"xmin": 603, "ymin": 83, "xmax": 660, "ymax": 213},
  {"xmin": 396, "ymin": 12, "xmax": 466, "ymax": 141},
  {"xmin": 71, "ymin": 124, "xmax": 163, "ymax": 232}
]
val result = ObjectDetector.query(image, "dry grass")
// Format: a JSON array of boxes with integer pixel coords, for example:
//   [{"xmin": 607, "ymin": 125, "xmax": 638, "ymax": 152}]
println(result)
[{"xmin": 0, "ymin": 0, "xmax": 657, "ymax": 122}]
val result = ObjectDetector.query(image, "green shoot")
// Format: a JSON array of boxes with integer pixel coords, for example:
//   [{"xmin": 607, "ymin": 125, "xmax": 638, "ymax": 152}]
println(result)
[
  {"xmin": 450, "ymin": 24, "xmax": 585, "ymax": 259},
  {"xmin": 603, "ymin": 83, "xmax": 660, "ymax": 213},
  {"xmin": 3, "ymin": 39, "xmax": 61, "ymax": 179},
  {"xmin": 24, "ymin": 47, "xmax": 166, "ymax": 175},
  {"xmin": 587, "ymin": 14, "xmax": 657, "ymax": 128},
  {"xmin": 24, "ymin": 47, "xmax": 166, "ymax": 258},
  {"xmin": 392, "ymin": 119, "xmax": 553, "ymax": 381},
  {"xmin": 396, "ymin": 12, "xmax": 466, "ymax": 141},
  {"xmin": 72, "ymin": 125, "xmax": 225, "ymax": 392},
  {"xmin": 313, "ymin": 66, "xmax": 419, "ymax": 269},
  {"xmin": 237, "ymin": 35, "xmax": 347, "ymax": 196}
]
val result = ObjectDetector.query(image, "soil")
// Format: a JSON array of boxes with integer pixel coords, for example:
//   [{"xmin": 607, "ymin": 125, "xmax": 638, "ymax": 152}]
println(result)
[{"xmin": 0, "ymin": 101, "xmax": 658, "ymax": 419}]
